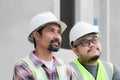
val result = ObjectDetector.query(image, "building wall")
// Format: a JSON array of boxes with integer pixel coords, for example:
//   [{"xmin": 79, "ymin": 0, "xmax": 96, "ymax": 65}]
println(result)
[
  {"xmin": 0, "ymin": 0, "xmax": 120, "ymax": 79},
  {"xmin": 0, "ymin": 0, "xmax": 54, "ymax": 79},
  {"xmin": 110, "ymin": 0, "xmax": 120, "ymax": 66},
  {"xmin": 99, "ymin": 0, "xmax": 120, "ymax": 67}
]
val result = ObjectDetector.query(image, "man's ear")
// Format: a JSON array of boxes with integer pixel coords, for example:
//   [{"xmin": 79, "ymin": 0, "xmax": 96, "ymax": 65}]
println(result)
[
  {"xmin": 72, "ymin": 47, "xmax": 78, "ymax": 55},
  {"xmin": 32, "ymin": 31, "xmax": 40, "ymax": 41}
]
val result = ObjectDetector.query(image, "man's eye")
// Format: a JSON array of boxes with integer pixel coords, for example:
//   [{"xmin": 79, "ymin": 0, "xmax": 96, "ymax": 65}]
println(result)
[
  {"xmin": 58, "ymin": 30, "xmax": 61, "ymax": 34},
  {"xmin": 93, "ymin": 37, "xmax": 99, "ymax": 41},
  {"xmin": 93, "ymin": 38, "xmax": 98, "ymax": 41},
  {"xmin": 93, "ymin": 36, "xmax": 98, "ymax": 39},
  {"xmin": 48, "ymin": 29, "xmax": 54, "ymax": 32},
  {"xmin": 81, "ymin": 40, "xmax": 89, "ymax": 44}
]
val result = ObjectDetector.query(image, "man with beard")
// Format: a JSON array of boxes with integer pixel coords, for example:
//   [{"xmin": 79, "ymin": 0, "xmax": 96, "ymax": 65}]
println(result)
[
  {"xmin": 69, "ymin": 21, "xmax": 120, "ymax": 80},
  {"xmin": 13, "ymin": 12, "xmax": 75, "ymax": 80}
]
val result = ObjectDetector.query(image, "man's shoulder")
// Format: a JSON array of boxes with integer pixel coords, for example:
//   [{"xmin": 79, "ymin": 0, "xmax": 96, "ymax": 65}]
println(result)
[{"xmin": 14, "ymin": 56, "xmax": 29, "ymax": 67}]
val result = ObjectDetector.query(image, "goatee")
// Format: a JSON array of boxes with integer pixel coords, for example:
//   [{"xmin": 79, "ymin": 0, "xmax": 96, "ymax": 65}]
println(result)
[{"xmin": 47, "ymin": 39, "xmax": 61, "ymax": 52}]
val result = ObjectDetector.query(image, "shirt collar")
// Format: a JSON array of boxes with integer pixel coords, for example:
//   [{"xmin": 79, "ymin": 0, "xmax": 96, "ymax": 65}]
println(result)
[{"xmin": 29, "ymin": 50, "xmax": 62, "ymax": 68}]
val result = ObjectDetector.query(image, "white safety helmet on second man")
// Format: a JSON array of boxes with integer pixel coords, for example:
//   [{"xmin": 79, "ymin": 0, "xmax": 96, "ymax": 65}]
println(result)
[
  {"xmin": 28, "ymin": 12, "xmax": 67, "ymax": 43},
  {"xmin": 69, "ymin": 21, "xmax": 99, "ymax": 47}
]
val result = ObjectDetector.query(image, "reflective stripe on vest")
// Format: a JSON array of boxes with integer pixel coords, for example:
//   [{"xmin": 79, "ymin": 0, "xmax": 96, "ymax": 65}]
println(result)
[
  {"xmin": 70, "ymin": 59, "xmax": 113, "ymax": 80},
  {"xmin": 22, "ymin": 56, "xmax": 68, "ymax": 80}
]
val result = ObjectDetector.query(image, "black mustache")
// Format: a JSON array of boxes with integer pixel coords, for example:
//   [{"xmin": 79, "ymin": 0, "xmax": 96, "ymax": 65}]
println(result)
[
  {"xmin": 87, "ymin": 47, "xmax": 99, "ymax": 53},
  {"xmin": 51, "ymin": 39, "xmax": 60, "ymax": 44}
]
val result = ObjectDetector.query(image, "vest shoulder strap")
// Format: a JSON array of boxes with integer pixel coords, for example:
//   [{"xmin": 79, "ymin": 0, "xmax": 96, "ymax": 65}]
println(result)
[
  {"xmin": 69, "ymin": 62, "xmax": 82, "ymax": 80},
  {"xmin": 57, "ymin": 58, "xmax": 68, "ymax": 80},
  {"xmin": 101, "ymin": 60, "xmax": 113, "ymax": 80},
  {"xmin": 22, "ymin": 56, "xmax": 47, "ymax": 80}
]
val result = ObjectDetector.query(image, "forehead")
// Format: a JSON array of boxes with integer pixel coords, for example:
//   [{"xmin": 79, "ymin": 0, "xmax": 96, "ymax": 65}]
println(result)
[
  {"xmin": 43, "ymin": 23, "xmax": 61, "ymax": 30},
  {"xmin": 83, "ymin": 33, "xmax": 98, "ymax": 39},
  {"xmin": 76, "ymin": 33, "xmax": 98, "ymax": 42}
]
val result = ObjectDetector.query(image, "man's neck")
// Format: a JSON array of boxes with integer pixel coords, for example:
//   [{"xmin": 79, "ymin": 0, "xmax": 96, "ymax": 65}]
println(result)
[{"xmin": 35, "ymin": 48, "xmax": 53, "ymax": 61}]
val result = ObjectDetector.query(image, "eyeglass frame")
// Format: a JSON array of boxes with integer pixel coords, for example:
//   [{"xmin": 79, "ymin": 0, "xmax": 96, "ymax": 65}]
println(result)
[{"xmin": 73, "ymin": 35, "xmax": 99, "ymax": 47}]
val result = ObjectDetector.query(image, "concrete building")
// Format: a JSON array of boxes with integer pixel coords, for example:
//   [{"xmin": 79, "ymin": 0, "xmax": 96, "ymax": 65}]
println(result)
[{"xmin": 0, "ymin": 0, "xmax": 120, "ymax": 79}]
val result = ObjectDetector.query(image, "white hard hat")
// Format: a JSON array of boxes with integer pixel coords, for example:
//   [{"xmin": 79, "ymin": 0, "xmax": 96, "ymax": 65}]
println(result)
[
  {"xmin": 69, "ymin": 21, "xmax": 99, "ymax": 47},
  {"xmin": 28, "ymin": 12, "xmax": 67, "ymax": 43}
]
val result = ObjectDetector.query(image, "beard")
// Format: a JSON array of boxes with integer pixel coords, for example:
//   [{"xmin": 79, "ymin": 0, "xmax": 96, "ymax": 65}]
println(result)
[
  {"xmin": 89, "ymin": 54, "xmax": 100, "ymax": 62},
  {"xmin": 81, "ymin": 50, "xmax": 101, "ymax": 64},
  {"xmin": 47, "ymin": 39, "xmax": 61, "ymax": 52},
  {"xmin": 87, "ymin": 47, "xmax": 101, "ymax": 62},
  {"xmin": 80, "ymin": 54, "xmax": 100, "ymax": 64}
]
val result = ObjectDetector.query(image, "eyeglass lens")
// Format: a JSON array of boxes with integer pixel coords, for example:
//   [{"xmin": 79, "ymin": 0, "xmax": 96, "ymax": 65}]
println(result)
[{"xmin": 79, "ymin": 36, "xmax": 99, "ymax": 47}]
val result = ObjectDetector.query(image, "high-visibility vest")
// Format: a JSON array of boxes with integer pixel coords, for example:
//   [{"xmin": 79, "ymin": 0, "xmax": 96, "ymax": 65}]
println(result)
[
  {"xmin": 70, "ymin": 59, "xmax": 113, "ymax": 80},
  {"xmin": 21, "ymin": 56, "xmax": 68, "ymax": 80}
]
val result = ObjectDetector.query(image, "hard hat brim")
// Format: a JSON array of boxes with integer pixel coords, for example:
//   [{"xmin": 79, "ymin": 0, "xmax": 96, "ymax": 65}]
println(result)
[{"xmin": 28, "ymin": 21, "xmax": 67, "ymax": 43}]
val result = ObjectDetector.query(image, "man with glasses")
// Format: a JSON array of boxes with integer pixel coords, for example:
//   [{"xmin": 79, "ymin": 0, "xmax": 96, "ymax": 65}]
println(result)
[
  {"xmin": 69, "ymin": 21, "xmax": 120, "ymax": 80},
  {"xmin": 13, "ymin": 12, "xmax": 75, "ymax": 80}
]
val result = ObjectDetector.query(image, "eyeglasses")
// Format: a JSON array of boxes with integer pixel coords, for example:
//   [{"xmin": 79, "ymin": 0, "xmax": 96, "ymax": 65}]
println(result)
[{"xmin": 75, "ymin": 36, "xmax": 99, "ymax": 47}]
